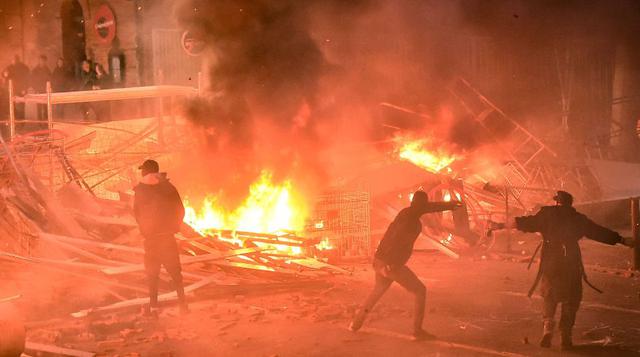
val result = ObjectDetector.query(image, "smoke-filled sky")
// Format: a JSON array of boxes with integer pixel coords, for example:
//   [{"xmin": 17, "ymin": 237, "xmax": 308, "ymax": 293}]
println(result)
[{"xmin": 171, "ymin": 0, "xmax": 640, "ymax": 202}]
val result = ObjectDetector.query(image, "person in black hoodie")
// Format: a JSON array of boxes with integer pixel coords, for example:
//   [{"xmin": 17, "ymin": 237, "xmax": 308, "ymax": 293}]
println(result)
[
  {"xmin": 490, "ymin": 190, "xmax": 633, "ymax": 350},
  {"xmin": 133, "ymin": 159, "xmax": 188, "ymax": 314},
  {"xmin": 349, "ymin": 191, "xmax": 460, "ymax": 340}
]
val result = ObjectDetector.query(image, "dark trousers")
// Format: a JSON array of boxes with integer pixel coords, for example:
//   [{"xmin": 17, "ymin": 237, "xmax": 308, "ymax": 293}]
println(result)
[
  {"xmin": 361, "ymin": 259, "xmax": 426, "ymax": 332},
  {"xmin": 541, "ymin": 275, "xmax": 582, "ymax": 333},
  {"xmin": 144, "ymin": 236, "xmax": 186, "ymax": 307}
]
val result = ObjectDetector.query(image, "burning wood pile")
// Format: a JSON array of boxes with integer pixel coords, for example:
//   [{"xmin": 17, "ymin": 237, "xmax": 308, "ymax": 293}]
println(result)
[{"xmin": 0, "ymin": 128, "xmax": 346, "ymax": 324}]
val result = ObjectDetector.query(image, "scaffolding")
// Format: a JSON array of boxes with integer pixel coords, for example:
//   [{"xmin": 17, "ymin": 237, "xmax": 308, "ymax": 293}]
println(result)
[
  {"xmin": 307, "ymin": 191, "xmax": 371, "ymax": 257},
  {"xmin": 3, "ymin": 83, "xmax": 199, "ymax": 198}
]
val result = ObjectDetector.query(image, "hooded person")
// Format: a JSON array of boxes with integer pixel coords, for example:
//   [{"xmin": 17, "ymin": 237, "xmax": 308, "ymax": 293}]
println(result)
[
  {"xmin": 133, "ymin": 159, "xmax": 188, "ymax": 314},
  {"xmin": 491, "ymin": 190, "xmax": 633, "ymax": 350},
  {"xmin": 349, "ymin": 190, "xmax": 461, "ymax": 340}
]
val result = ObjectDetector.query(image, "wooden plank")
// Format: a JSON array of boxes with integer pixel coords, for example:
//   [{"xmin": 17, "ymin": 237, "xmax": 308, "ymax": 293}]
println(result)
[
  {"xmin": 101, "ymin": 247, "xmax": 265, "ymax": 275},
  {"xmin": 0, "ymin": 294, "xmax": 21, "ymax": 304},
  {"xmin": 21, "ymin": 85, "xmax": 197, "ymax": 104},
  {"xmin": 67, "ymin": 209, "xmax": 138, "ymax": 227},
  {"xmin": 24, "ymin": 342, "xmax": 95, "ymax": 357},
  {"xmin": 39, "ymin": 233, "xmax": 145, "ymax": 254},
  {"xmin": 71, "ymin": 276, "xmax": 216, "ymax": 318},
  {"xmin": 40, "ymin": 235, "xmax": 128, "ymax": 266},
  {"xmin": 20, "ymin": 166, "xmax": 88, "ymax": 238},
  {"xmin": 0, "ymin": 252, "xmax": 112, "ymax": 271},
  {"xmin": 288, "ymin": 258, "xmax": 351, "ymax": 274}
]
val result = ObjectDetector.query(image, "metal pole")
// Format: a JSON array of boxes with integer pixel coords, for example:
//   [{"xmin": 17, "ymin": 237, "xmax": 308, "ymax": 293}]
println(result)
[
  {"xmin": 8, "ymin": 79, "xmax": 15, "ymax": 140},
  {"xmin": 46, "ymin": 81, "xmax": 53, "ymax": 131},
  {"xmin": 632, "ymin": 197, "xmax": 640, "ymax": 271},
  {"xmin": 46, "ymin": 81, "xmax": 54, "ymax": 189},
  {"xmin": 505, "ymin": 187, "xmax": 511, "ymax": 253}
]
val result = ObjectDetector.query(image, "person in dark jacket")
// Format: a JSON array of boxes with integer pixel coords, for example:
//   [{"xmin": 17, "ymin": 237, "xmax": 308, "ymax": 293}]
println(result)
[
  {"xmin": 5, "ymin": 55, "xmax": 29, "ymax": 119},
  {"xmin": 51, "ymin": 58, "xmax": 73, "ymax": 119},
  {"xmin": 51, "ymin": 58, "xmax": 72, "ymax": 92},
  {"xmin": 492, "ymin": 191, "xmax": 632, "ymax": 349},
  {"xmin": 30, "ymin": 55, "xmax": 52, "ymax": 121},
  {"xmin": 133, "ymin": 159, "xmax": 189, "ymax": 314},
  {"xmin": 350, "ymin": 191, "xmax": 460, "ymax": 340}
]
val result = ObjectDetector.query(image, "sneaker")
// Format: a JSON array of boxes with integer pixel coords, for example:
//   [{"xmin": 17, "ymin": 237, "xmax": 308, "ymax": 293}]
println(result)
[
  {"xmin": 539, "ymin": 333, "xmax": 552, "ymax": 348},
  {"xmin": 142, "ymin": 305, "xmax": 159, "ymax": 317},
  {"xmin": 349, "ymin": 309, "xmax": 367, "ymax": 332},
  {"xmin": 540, "ymin": 320, "xmax": 553, "ymax": 348},
  {"xmin": 413, "ymin": 329, "xmax": 437, "ymax": 341},
  {"xmin": 560, "ymin": 331, "xmax": 573, "ymax": 351}
]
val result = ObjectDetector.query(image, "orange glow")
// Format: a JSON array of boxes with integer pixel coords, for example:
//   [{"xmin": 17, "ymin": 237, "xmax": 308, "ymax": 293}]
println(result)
[
  {"xmin": 184, "ymin": 170, "xmax": 307, "ymax": 235},
  {"xmin": 395, "ymin": 135, "xmax": 457, "ymax": 173},
  {"xmin": 183, "ymin": 170, "xmax": 317, "ymax": 256}
]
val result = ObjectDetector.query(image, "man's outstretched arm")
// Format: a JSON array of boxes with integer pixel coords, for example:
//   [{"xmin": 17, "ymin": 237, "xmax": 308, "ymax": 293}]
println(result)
[{"xmin": 422, "ymin": 201, "xmax": 462, "ymax": 214}]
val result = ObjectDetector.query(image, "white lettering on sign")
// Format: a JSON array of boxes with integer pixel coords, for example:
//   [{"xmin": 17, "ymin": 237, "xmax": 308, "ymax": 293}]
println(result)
[{"xmin": 95, "ymin": 20, "xmax": 114, "ymax": 30}]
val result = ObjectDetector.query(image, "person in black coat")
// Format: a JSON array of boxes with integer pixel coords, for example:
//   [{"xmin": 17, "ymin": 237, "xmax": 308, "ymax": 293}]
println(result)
[
  {"xmin": 492, "ymin": 191, "xmax": 633, "ymax": 350},
  {"xmin": 5, "ymin": 55, "xmax": 29, "ymax": 119},
  {"xmin": 30, "ymin": 55, "xmax": 51, "ymax": 121},
  {"xmin": 350, "ymin": 191, "xmax": 460, "ymax": 340},
  {"xmin": 133, "ymin": 160, "xmax": 189, "ymax": 315}
]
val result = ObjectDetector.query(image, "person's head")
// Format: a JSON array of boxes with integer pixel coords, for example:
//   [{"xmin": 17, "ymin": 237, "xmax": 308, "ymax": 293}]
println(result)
[
  {"xmin": 81, "ymin": 60, "xmax": 91, "ymax": 72},
  {"xmin": 553, "ymin": 190, "xmax": 573, "ymax": 207},
  {"xmin": 56, "ymin": 58, "xmax": 64, "ymax": 68},
  {"xmin": 38, "ymin": 55, "xmax": 47, "ymax": 67},
  {"xmin": 139, "ymin": 159, "xmax": 159, "ymax": 177},
  {"xmin": 410, "ymin": 190, "xmax": 429, "ymax": 213}
]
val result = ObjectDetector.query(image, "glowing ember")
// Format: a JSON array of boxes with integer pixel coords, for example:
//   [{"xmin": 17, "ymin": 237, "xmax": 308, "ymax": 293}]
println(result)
[
  {"xmin": 395, "ymin": 136, "xmax": 457, "ymax": 173},
  {"xmin": 184, "ymin": 170, "xmax": 307, "ymax": 235}
]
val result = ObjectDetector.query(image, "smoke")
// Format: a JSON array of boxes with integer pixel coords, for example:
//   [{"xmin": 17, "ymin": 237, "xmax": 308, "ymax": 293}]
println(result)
[{"xmin": 171, "ymin": 0, "xmax": 640, "ymax": 203}]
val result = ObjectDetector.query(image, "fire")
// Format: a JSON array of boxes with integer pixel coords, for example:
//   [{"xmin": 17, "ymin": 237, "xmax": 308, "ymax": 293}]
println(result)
[
  {"xmin": 183, "ymin": 170, "xmax": 307, "ymax": 236},
  {"xmin": 395, "ymin": 135, "xmax": 457, "ymax": 173}
]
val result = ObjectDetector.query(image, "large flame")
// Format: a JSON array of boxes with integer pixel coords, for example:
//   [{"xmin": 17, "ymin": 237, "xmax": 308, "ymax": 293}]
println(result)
[
  {"xmin": 183, "ymin": 170, "xmax": 307, "ymax": 236},
  {"xmin": 395, "ymin": 135, "xmax": 457, "ymax": 173}
]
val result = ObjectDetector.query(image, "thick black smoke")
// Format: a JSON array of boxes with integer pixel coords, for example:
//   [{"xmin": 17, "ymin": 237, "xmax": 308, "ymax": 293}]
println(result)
[{"xmin": 172, "ymin": 0, "xmax": 640, "ymax": 200}]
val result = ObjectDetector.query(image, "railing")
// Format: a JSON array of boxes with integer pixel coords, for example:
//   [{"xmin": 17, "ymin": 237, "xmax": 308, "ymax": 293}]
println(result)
[{"xmin": 5, "ymin": 78, "xmax": 201, "ymax": 143}]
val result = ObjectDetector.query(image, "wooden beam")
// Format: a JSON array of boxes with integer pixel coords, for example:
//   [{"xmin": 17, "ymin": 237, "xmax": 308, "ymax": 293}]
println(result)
[
  {"xmin": 24, "ymin": 342, "xmax": 95, "ymax": 357},
  {"xmin": 71, "ymin": 276, "xmax": 216, "ymax": 318},
  {"xmin": 39, "ymin": 233, "xmax": 145, "ymax": 254},
  {"xmin": 101, "ymin": 247, "xmax": 265, "ymax": 275},
  {"xmin": 0, "ymin": 252, "xmax": 111, "ymax": 271}
]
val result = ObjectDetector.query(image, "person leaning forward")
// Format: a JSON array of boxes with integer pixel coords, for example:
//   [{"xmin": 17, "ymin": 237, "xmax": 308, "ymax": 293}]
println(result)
[
  {"xmin": 490, "ymin": 190, "xmax": 633, "ymax": 350},
  {"xmin": 133, "ymin": 159, "xmax": 189, "ymax": 315},
  {"xmin": 349, "ymin": 190, "xmax": 461, "ymax": 340}
]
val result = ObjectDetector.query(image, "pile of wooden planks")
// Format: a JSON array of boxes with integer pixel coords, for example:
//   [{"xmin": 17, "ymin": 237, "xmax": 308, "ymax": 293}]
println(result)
[{"xmin": 0, "ymin": 137, "xmax": 346, "ymax": 320}]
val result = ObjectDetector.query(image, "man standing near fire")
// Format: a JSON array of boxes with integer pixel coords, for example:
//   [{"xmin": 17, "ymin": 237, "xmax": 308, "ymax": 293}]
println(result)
[
  {"xmin": 133, "ymin": 159, "xmax": 189, "ymax": 315},
  {"xmin": 490, "ymin": 190, "xmax": 633, "ymax": 350},
  {"xmin": 349, "ymin": 190, "xmax": 461, "ymax": 340}
]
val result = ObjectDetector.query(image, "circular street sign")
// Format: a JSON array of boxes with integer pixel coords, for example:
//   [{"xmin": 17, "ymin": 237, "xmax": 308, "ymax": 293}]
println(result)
[
  {"xmin": 181, "ymin": 30, "xmax": 206, "ymax": 57},
  {"xmin": 94, "ymin": 4, "xmax": 116, "ymax": 45}
]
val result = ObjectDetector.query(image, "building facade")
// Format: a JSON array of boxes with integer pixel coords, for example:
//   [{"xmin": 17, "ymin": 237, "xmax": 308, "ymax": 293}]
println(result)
[{"xmin": 0, "ymin": 0, "xmax": 200, "ymax": 88}]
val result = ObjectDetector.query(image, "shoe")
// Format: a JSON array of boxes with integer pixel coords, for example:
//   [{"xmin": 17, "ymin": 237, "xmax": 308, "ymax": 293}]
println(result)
[
  {"xmin": 540, "ymin": 333, "xmax": 552, "ymax": 348},
  {"xmin": 142, "ymin": 305, "xmax": 159, "ymax": 317},
  {"xmin": 349, "ymin": 309, "xmax": 367, "ymax": 332},
  {"xmin": 540, "ymin": 320, "xmax": 553, "ymax": 348},
  {"xmin": 560, "ymin": 330, "xmax": 573, "ymax": 350},
  {"xmin": 413, "ymin": 329, "xmax": 437, "ymax": 341},
  {"xmin": 179, "ymin": 303, "xmax": 190, "ymax": 315}
]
